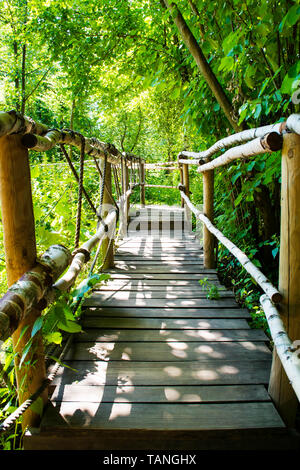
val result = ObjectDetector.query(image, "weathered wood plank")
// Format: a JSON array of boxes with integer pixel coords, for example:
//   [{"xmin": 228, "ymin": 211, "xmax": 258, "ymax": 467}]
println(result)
[
  {"xmin": 63, "ymin": 340, "xmax": 271, "ymax": 362},
  {"xmin": 50, "ymin": 360, "xmax": 272, "ymax": 386},
  {"xmin": 50, "ymin": 384, "xmax": 272, "ymax": 403},
  {"xmin": 84, "ymin": 295, "xmax": 239, "ymax": 308},
  {"xmin": 41, "ymin": 402, "xmax": 284, "ymax": 430},
  {"xmin": 80, "ymin": 317, "xmax": 249, "ymax": 330},
  {"xmin": 114, "ymin": 260, "xmax": 204, "ymax": 265},
  {"xmin": 116, "ymin": 257, "xmax": 203, "ymax": 264},
  {"xmin": 77, "ymin": 328, "xmax": 268, "ymax": 342},
  {"xmin": 110, "ymin": 265, "xmax": 216, "ymax": 274},
  {"xmin": 115, "ymin": 255, "xmax": 204, "ymax": 261},
  {"xmin": 105, "ymin": 273, "xmax": 219, "ymax": 280},
  {"xmin": 90, "ymin": 289, "xmax": 234, "ymax": 299},
  {"xmin": 83, "ymin": 307, "xmax": 251, "ymax": 319},
  {"xmin": 99, "ymin": 281, "xmax": 226, "ymax": 290}
]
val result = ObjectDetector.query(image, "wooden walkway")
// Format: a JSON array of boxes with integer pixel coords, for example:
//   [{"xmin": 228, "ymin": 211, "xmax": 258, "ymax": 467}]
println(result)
[{"xmin": 24, "ymin": 206, "xmax": 294, "ymax": 450}]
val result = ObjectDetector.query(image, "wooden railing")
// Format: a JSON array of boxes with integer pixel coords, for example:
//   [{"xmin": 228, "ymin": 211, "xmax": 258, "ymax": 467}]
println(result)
[
  {"xmin": 177, "ymin": 114, "xmax": 300, "ymax": 427},
  {"xmin": 1, "ymin": 109, "xmax": 300, "ymax": 433},
  {"xmin": 0, "ymin": 110, "xmax": 144, "ymax": 431}
]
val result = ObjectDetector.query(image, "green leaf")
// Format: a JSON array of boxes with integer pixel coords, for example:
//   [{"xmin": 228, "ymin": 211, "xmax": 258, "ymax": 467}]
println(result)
[
  {"xmin": 31, "ymin": 316, "xmax": 44, "ymax": 338},
  {"xmin": 279, "ymin": 4, "xmax": 300, "ymax": 32},
  {"xmin": 19, "ymin": 339, "xmax": 33, "ymax": 368},
  {"xmin": 247, "ymin": 161, "xmax": 256, "ymax": 172},
  {"xmin": 30, "ymin": 397, "xmax": 44, "ymax": 417},
  {"xmin": 57, "ymin": 319, "xmax": 82, "ymax": 333},
  {"xmin": 222, "ymin": 30, "xmax": 242, "ymax": 55},
  {"xmin": 218, "ymin": 56, "xmax": 234, "ymax": 72},
  {"xmin": 44, "ymin": 331, "xmax": 62, "ymax": 345},
  {"xmin": 281, "ymin": 62, "xmax": 300, "ymax": 95},
  {"xmin": 253, "ymin": 103, "xmax": 262, "ymax": 119},
  {"xmin": 231, "ymin": 171, "xmax": 242, "ymax": 184}
]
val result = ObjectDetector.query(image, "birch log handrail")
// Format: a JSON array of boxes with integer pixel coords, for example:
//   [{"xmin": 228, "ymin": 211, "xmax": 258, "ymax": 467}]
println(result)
[
  {"xmin": 178, "ymin": 188, "xmax": 282, "ymax": 304},
  {"xmin": 260, "ymin": 295, "xmax": 300, "ymax": 402},
  {"xmin": 177, "ymin": 132, "xmax": 283, "ymax": 167},
  {"xmin": 178, "ymin": 121, "xmax": 286, "ymax": 162},
  {"xmin": 0, "ymin": 209, "xmax": 118, "ymax": 341},
  {"xmin": 1, "ymin": 107, "xmax": 300, "ymax": 434},
  {"xmin": 0, "ymin": 109, "xmax": 145, "ymax": 432},
  {"xmin": 0, "ymin": 245, "xmax": 71, "ymax": 341},
  {"xmin": 0, "ymin": 110, "xmax": 141, "ymax": 167},
  {"xmin": 196, "ymin": 132, "xmax": 283, "ymax": 172}
]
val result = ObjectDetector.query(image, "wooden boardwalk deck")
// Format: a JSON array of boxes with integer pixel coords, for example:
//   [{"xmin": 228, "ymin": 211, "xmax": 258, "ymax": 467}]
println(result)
[{"xmin": 24, "ymin": 206, "xmax": 295, "ymax": 450}]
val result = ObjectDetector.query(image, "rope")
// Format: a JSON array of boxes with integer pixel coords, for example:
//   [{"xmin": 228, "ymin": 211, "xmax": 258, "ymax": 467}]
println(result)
[
  {"xmin": 0, "ymin": 137, "xmax": 136, "ymax": 436},
  {"xmin": 112, "ymin": 165, "xmax": 121, "ymax": 201},
  {"xmin": 59, "ymin": 144, "xmax": 97, "ymax": 215},
  {"xmin": 0, "ymin": 333, "xmax": 74, "ymax": 435}
]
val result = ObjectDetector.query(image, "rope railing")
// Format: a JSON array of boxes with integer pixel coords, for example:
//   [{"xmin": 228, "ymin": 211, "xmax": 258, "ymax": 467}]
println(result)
[
  {"xmin": 0, "ymin": 109, "xmax": 144, "ymax": 433},
  {"xmin": 178, "ymin": 188, "xmax": 282, "ymax": 303},
  {"xmin": 1, "ymin": 108, "xmax": 300, "ymax": 433},
  {"xmin": 176, "ymin": 114, "xmax": 300, "ymax": 426},
  {"xmin": 177, "ymin": 183, "xmax": 300, "ymax": 408}
]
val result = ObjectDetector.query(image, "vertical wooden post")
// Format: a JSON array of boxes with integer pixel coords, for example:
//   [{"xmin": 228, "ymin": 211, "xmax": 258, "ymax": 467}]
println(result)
[
  {"xmin": 203, "ymin": 169, "xmax": 215, "ymax": 268},
  {"xmin": 0, "ymin": 134, "xmax": 47, "ymax": 430},
  {"xmin": 268, "ymin": 133, "xmax": 300, "ymax": 426},
  {"xmin": 100, "ymin": 158, "xmax": 114, "ymax": 269},
  {"xmin": 179, "ymin": 162, "xmax": 184, "ymax": 208},
  {"xmin": 140, "ymin": 159, "xmax": 145, "ymax": 207},
  {"xmin": 181, "ymin": 158, "xmax": 191, "ymax": 231},
  {"xmin": 125, "ymin": 160, "xmax": 130, "ymax": 220},
  {"xmin": 119, "ymin": 155, "xmax": 128, "ymax": 238}
]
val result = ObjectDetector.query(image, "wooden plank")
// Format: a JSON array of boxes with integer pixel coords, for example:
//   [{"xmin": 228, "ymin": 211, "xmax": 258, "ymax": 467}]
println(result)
[
  {"xmin": 90, "ymin": 289, "xmax": 234, "ymax": 299},
  {"xmin": 115, "ymin": 255, "xmax": 204, "ymax": 260},
  {"xmin": 80, "ymin": 317, "xmax": 249, "ymax": 330},
  {"xmin": 41, "ymin": 402, "xmax": 284, "ymax": 430},
  {"xmin": 105, "ymin": 273, "xmax": 219, "ymax": 280},
  {"xmin": 50, "ymin": 360, "xmax": 272, "ymax": 386},
  {"xmin": 77, "ymin": 328, "xmax": 268, "ymax": 342},
  {"xmin": 118, "ymin": 240, "xmax": 199, "ymax": 245},
  {"xmin": 117, "ymin": 245, "xmax": 202, "ymax": 250},
  {"xmin": 118, "ymin": 242, "xmax": 199, "ymax": 248},
  {"xmin": 51, "ymin": 384, "xmax": 271, "ymax": 403},
  {"xmin": 84, "ymin": 295, "xmax": 239, "ymax": 308},
  {"xmin": 111, "ymin": 265, "xmax": 216, "ymax": 273},
  {"xmin": 99, "ymin": 281, "xmax": 226, "ymax": 290},
  {"xmin": 82, "ymin": 307, "xmax": 251, "ymax": 319},
  {"xmin": 64, "ymin": 341, "xmax": 271, "ymax": 362},
  {"xmin": 114, "ymin": 260, "xmax": 204, "ymax": 265}
]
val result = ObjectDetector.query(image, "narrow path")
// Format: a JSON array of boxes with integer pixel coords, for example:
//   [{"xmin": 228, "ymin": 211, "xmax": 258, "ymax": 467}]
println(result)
[{"xmin": 24, "ymin": 206, "xmax": 292, "ymax": 450}]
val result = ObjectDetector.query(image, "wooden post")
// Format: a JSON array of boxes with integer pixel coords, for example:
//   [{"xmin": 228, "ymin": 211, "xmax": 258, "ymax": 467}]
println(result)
[
  {"xmin": 181, "ymin": 158, "xmax": 191, "ymax": 231},
  {"xmin": 140, "ymin": 159, "xmax": 145, "ymax": 207},
  {"xmin": 125, "ymin": 160, "xmax": 130, "ymax": 220},
  {"xmin": 203, "ymin": 169, "xmax": 215, "ymax": 268},
  {"xmin": 268, "ymin": 133, "xmax": 300, "ymax": 426},
  {"xmin": 100, "ymin": 158, "xmax": 114, "ymax": 269},
  {"xmin": 0, "ymin": 134, "xmax": 47, "ymax": 430},
  {"xmin": 119, "ymin": 156, "xmax": 127, "ymax": 238},
  {"xmin": 179, "ymin": 162, "xmax": 184, "ymax": 208}
]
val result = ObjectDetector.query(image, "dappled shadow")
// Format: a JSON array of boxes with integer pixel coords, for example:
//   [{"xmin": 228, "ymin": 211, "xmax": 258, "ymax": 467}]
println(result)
[{"xmin": 48, "ymin": 224, "xmax": 273, "ymax": 432}]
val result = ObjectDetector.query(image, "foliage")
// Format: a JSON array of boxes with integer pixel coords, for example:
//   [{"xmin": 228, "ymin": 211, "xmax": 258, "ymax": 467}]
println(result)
[{"xmin": 198, "ymin": 277, "xmax": 220, "ymax": 300}]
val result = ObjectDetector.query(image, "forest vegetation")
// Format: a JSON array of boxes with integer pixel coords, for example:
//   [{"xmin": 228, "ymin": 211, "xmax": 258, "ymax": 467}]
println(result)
[{"xmin": 0, "ymin": 0, "xmax": 299, "ymax": 449}]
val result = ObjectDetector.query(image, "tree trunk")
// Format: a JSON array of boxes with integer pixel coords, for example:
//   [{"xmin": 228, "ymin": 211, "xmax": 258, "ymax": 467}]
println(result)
[{"xmin": 162, "ymin": 0, "xmax": 242, "ymax": 132}]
